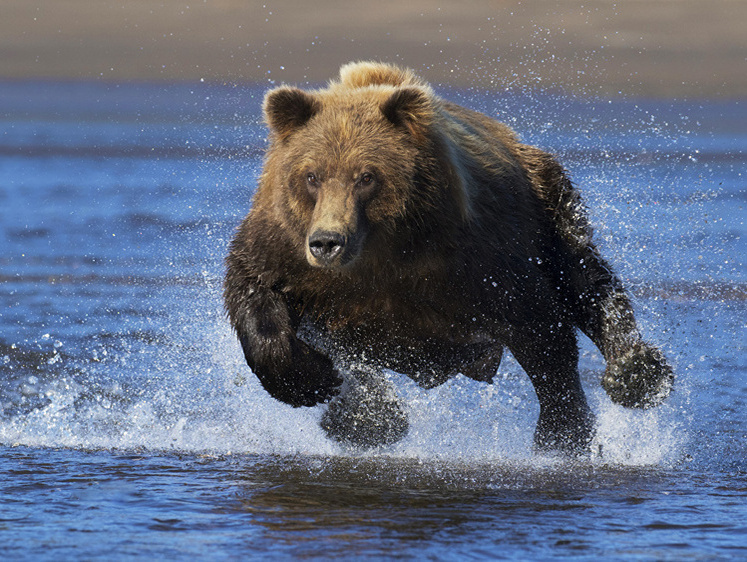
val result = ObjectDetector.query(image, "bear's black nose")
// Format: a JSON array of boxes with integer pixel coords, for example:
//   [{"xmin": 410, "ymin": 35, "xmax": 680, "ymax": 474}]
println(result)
[{"xmin": 308, "ymin": 230, "xmax": 346, "ymax": 264}]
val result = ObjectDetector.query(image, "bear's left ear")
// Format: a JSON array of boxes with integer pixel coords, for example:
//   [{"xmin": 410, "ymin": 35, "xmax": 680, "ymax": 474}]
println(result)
[
  {"xmin": 380, "ymin": 87, "xmax": 435, "ymax": 143},
  {"xmin": 264, "ymin": 86, "xmax": 320, "ymax": 141}
]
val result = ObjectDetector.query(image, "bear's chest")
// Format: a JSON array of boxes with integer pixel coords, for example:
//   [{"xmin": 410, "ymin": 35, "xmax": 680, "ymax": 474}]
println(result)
[
  {"xmin": 295, "ymin": 285, "xmax": 498, "ymax": 388},
  {"xmin": 292, "ymin": 272, "xmax": 483, "ymax": 344}
]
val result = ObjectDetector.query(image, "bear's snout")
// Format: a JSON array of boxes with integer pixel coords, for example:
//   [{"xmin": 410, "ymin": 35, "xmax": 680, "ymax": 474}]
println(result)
[{"xmin": 308, "ymin": 230, "xmax": 347, "ymax": 267}]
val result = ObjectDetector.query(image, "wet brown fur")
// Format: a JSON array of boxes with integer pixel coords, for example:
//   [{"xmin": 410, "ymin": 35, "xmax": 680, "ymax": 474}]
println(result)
[{"xmin": 224, "ymin": 62, "xmax": 673, "ymax": 451}]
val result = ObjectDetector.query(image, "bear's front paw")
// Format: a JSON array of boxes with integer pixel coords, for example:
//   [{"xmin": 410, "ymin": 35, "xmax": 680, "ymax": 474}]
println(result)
[
  {"xmin": 321, "ymin": 366, "xmax": 409, "ymax": 449},
  {"xmin": 602, "ymin": 341, "xmax": 673, "ymax": 408},
  {"xmin": 254, "ymin": 340, "xmax": 342, "ymax": 407},
  {"xmin": 534, "ymin": 403, "xmax": 596, "ymax": 456}
]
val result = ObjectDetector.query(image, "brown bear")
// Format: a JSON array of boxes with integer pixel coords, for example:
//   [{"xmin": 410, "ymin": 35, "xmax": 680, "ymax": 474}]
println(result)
[{"xmin": 224, "ymin": 61, "xmax": 673, "ymax": 453}]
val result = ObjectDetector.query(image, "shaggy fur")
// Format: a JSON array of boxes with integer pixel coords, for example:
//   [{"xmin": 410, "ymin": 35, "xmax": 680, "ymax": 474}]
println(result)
[{"xmin": 224, "ymin": 62, "xmax": 673, "ymax": 452}]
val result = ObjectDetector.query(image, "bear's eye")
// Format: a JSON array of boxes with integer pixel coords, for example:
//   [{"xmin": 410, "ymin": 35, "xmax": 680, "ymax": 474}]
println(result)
[
  {"xmin": 358, "ymin": 172, "xmax": 374, "ymax": 187},
  {"xmin": 306, "ymin": 172, "xmax": 319, "ymax": 187}
]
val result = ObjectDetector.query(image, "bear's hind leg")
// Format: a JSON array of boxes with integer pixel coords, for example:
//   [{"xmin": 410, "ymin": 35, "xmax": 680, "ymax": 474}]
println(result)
[
  {"xmin": 528, "ymin": 148, "xmax": 673, "ymax": 408},
  {"xmin": 320, "ymin": 364, "xmax": 409, "ymax": 449},
  {"xmin": 600, "ymin": 333, "xmax": 673, "ymax": 409},
  {"xmin": 571, "ymin": 259, "xmax": 674, "ymax": 408}
]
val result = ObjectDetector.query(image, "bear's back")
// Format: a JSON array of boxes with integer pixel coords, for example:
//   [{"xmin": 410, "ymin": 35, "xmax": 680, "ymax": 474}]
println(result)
[{"xmin": 334, "ymin": 61, "xmax": 431, "ymax": 91}]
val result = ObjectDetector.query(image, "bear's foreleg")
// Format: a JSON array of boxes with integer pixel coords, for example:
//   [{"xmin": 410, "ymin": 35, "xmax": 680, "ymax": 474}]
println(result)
[
  {"xmin": 507, "ymin": 323, "xmax": 595, "ymax": 454},
  {"xmin": 229, "ymin": 284, "xmax": 342, "ymax": 407}
]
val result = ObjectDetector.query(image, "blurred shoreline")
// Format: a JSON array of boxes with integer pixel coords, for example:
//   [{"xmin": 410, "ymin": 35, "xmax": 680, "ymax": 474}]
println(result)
[{"xmin": 1, "ymin": 0, "xmax": 745, "ymax": 98}]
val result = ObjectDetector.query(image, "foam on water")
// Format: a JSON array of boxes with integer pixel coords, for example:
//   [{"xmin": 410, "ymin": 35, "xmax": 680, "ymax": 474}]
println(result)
[
  {"xmin": 2, "ymin": 82, "xmax": 738, "ymax": 477},
  {"xmin": 0, "ymin": 283, "xmax": 689, "ymax": 469}
]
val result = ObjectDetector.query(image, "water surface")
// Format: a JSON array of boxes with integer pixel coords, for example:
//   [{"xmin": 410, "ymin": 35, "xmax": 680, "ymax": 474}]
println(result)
[{"xmin": 0, "ymin": 81, "xmax": 745, "ymax": 559}]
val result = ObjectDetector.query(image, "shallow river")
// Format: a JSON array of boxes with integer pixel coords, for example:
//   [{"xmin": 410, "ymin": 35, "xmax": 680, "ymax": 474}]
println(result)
[{"xmin": 1, "ymin": 81, "xmax": 745, "ymax": 559}]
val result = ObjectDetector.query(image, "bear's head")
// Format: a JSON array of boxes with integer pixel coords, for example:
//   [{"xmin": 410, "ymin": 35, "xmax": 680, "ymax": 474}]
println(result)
[{"xmin": 260, "ymin": 62, "xmax": 469, "ymax": 271}]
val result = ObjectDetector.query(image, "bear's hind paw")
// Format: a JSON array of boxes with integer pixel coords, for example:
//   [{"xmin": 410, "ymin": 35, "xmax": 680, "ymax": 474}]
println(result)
[{"xmin": 602, "ymin": 342, "xmax": 674, "ymax": 408}]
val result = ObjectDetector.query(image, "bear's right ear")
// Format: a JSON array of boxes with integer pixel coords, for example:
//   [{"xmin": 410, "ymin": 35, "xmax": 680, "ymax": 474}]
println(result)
[{"xmin": 263, "ymin": 86, "xmax": 320, "ymax": 141}]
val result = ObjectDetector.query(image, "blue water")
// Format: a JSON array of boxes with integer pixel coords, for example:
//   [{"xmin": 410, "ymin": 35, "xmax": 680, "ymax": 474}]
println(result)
[{"xmin": 0, "ymin": 81, "xmax": 745, "ymax": 559}]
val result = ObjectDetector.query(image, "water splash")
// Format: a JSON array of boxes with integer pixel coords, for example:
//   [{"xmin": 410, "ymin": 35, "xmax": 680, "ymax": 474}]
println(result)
[
  {"xmin": 3, "ymin": 83, "xmax": 736, "ymax": 473},
  {"xmin": 0, "ymin": 295, "xmax": 687, "ymax": 469}
]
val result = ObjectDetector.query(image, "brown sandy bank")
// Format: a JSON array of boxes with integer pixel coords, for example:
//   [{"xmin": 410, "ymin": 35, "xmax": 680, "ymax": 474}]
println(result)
[{"xmin": 1, "ymin": 0, "xmax": 745, "ymax": 98}]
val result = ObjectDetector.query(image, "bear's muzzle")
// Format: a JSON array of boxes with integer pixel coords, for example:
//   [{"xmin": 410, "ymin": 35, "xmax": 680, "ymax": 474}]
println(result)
[{"xmin": 308, "ymin": 230, "xmax": 347, "ymax": 266}]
